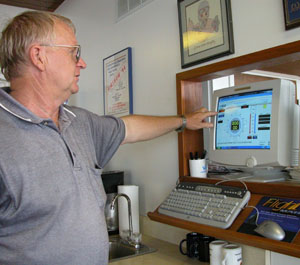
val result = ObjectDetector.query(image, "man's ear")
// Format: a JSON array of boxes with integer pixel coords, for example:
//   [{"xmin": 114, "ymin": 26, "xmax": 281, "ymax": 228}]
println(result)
[{"xmin": 28, "ymin": 45, "xmax": 46, "ymax": 71}]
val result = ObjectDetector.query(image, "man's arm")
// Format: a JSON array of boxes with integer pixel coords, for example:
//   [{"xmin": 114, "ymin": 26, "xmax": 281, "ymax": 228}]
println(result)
[{"xmin": 121, "ymin": 107, "xmax": 217, "ymax": 144}]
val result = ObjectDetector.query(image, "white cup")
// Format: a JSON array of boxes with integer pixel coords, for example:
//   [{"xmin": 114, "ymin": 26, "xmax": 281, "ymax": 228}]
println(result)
[
  {"xmin": 209, "ymin": 240, "xmax": 228, "ymax": 265},
  {"xmin": 189, "ymin": 159, "xmax": 207, "ymax": 178},
  {"xmin": 221, "ymin": 244, "xmax": 242, "ymax": 265}
]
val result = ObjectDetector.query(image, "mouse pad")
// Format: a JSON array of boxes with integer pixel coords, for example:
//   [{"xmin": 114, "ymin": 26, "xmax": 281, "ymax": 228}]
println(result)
[{"xmin": 237, "ymin": 196, "xmax": 300, "ymax": 242}]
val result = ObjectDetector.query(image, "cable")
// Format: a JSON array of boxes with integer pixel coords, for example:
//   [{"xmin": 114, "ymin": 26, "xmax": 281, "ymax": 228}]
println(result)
[
  {"xmin": 244, "ymin": 205, "xmax": 260, "ymax": 226},
  {"xmin": 214, "ymin": 178, "xmax": 249, "ymax": 190}
]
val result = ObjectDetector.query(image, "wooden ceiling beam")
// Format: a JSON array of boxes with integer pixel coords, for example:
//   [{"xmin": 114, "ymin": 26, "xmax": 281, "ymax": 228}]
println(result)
[{"xmin": 0, "ymin": 0, "xmax": 65, "ymax": 12}]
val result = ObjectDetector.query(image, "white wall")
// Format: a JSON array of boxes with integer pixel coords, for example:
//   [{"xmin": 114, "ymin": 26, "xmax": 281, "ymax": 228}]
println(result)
[
  {"xmin": 0, "ymin": 5, "xmax": 28, "ymax": 24},
  {"xmin": 270, "ymin": 251, "xmax": 300, "ymax": 265},
  {"xmin": 0, "ymin": 5, "xmax": 30, "ymax": 85}
]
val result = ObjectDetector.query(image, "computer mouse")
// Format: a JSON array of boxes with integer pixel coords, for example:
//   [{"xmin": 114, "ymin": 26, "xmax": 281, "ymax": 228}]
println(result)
[{"xmin": 254, "ymin": 220, "xmax": 285, "ymax": 241}]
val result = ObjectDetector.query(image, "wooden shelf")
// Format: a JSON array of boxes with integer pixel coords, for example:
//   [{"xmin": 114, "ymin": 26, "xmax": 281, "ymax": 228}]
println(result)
[
  {"xmin": 148, "ymin": 40, "xmax": 300, "ymax": 258},
  {"xmin": 148, "ymin": 177, "xmax": 300, "ymax": 258}
]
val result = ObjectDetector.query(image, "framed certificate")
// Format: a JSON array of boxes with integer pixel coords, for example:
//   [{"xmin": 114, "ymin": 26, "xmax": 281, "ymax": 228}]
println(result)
[{"xmin": 103, "ymin": 47, "xmax": 133, "ymax": 117}]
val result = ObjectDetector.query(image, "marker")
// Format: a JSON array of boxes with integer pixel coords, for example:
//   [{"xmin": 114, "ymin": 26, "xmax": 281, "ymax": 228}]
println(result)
[{"xmin": 201, "ymin": 150, "xmax": 207, "ymax": 159}]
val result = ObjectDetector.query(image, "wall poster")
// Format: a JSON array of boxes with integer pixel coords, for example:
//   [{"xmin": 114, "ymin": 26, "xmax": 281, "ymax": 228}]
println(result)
[{"xmin": 103, "ymin": 47, "xmax": 133, "ymax": 117}]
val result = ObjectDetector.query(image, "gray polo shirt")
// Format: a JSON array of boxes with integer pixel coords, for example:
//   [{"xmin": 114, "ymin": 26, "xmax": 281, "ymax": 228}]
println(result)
[{"xmin": 0, "ymin": 87, "xmax": 125, "ymax": 265}]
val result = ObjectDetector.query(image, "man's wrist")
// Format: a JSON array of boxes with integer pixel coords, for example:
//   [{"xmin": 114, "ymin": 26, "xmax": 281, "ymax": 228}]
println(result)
[{"xmin": 175, "ymin": 115, "xmax": 187, "ymax": 132}]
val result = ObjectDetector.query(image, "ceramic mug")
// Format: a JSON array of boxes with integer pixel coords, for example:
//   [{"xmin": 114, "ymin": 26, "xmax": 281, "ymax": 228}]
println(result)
[
  {"xmin": 198, "ymin": 234, "xmax": 215, "ymax": 262},
  {"xmin": 179, "ymin": 232, "xmax": 201, "ymax": 258},
  {"xmin": 209, "ymin": 240, "xmax": 228, "ymax": 265},
  {"xmin": 221, "ymin": 243, "xmax": 242, "ymax": 265},
  {"xmin": 189, "ymin": 159, "xmax": 207, "ymax": 178}
]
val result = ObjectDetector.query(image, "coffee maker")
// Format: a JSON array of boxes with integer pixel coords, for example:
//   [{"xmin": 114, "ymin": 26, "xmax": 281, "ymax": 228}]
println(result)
[{"xmin": 101, "ymin": 170, "xmax": 124, "ymax": 235}]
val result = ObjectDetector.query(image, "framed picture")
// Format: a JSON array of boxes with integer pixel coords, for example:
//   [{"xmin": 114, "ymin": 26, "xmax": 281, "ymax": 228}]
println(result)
[
  {"xmin": 103, "ymin": 47, "xmax": 133, "ymax": 117},
  {"xmin": 178, "ymin": 0, "xmax": 234, "ymax": 68},
  {"xmin": 283, "ymin": 0, "xmax": 300, "ymax": 30}
]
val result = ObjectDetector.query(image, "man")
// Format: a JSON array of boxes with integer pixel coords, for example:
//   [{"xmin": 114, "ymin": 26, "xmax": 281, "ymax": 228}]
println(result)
[{"xmin": 0, "ymin": 11, "xmax": 216, "ymax": 265}]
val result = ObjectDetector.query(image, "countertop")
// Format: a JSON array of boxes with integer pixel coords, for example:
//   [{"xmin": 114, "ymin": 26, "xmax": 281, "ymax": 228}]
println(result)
[{"xmin": 109, "ymin": 234, "xmax": 209, "ymax": 265}]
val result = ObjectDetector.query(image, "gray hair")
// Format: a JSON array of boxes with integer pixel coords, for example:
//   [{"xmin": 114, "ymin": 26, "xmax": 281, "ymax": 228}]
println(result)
[{"xmin": 0, "ymin": 11, "xmax": 76, "ymax": 81}]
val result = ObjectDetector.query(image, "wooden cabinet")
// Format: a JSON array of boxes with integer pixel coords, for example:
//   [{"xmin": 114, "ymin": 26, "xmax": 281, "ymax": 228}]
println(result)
[{"xmin": 148, "ymin": 40, "xmax": 300, "ymax": 258}]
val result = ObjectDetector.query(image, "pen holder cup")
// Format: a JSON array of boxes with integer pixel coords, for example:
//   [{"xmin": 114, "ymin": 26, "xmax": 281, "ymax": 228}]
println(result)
[{"xmin": 189, "ymin": 159, "xmax": 207, "ymax": 178}]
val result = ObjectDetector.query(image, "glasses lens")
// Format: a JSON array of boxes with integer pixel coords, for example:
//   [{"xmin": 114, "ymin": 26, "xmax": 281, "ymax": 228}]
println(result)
[{"xmin": 76, "ymin": 46, "xmax": 81, "ymax": 62}]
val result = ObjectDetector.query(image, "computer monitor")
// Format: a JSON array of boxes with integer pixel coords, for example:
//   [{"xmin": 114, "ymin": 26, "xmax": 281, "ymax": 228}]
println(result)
[{"xmin": 209, "ymin": 79, "xmax": 297, "ymax": 181}]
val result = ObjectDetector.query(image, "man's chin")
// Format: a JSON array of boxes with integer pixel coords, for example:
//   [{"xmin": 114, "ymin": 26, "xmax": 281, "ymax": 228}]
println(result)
[{"xmin": 71, "ymin": 85, "xmax": 79, "ymax": 94}]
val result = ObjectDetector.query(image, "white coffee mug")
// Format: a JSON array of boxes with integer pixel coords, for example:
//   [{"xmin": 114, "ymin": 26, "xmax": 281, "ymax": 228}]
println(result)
[
  {"xmin": 209, "ymin": 240, "xmax": 228, "ymax": 265},
  {"xmin": 221, "ymin": 244, "xmax": 242, "ymax": 265},
  {"xmin": 189, "ymin": 159, "xmax": 207, "ymax": 178}
]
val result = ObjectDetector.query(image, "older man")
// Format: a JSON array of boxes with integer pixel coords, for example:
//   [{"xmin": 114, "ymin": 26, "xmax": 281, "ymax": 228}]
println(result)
[{"xmin": 0, "ymin": 11, "xmax": 216, "ymax": 265}]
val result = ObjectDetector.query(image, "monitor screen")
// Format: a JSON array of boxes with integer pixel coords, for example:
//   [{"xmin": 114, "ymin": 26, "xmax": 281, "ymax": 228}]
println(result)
[
  {"xmin": 216, "ymin": 89, "xmax": 272, "ymax": 150},
  {"xmin": 209, "ymin": 79, "xmax": 296, "ymax": 169}
]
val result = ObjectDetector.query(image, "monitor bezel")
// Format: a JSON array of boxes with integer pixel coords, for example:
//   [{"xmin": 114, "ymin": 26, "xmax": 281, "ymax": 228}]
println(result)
[{"xmin": 209, "ymin": 79, "xmax": 294, "ymax": 168}]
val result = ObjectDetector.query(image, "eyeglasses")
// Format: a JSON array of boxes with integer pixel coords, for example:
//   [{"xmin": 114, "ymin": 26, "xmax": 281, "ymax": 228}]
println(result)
[{"xmin": 41, "ymin": 44, "xmax": 81, "ymax": 63}]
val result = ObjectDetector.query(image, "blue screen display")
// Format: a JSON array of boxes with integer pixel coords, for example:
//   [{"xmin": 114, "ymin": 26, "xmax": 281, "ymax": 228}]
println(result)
[{"xmin": 216, "ymin": 89, "xmax": 272, "ymax": 149}]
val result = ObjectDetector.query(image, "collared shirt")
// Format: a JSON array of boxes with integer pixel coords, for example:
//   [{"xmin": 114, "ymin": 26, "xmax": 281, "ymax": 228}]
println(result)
[{"xmin": 0, "ymin": 87, "xmax": 125, "ymax": 265}]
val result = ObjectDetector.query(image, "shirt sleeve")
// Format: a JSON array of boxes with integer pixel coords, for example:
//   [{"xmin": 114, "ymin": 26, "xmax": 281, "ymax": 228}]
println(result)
[
  {"xmin": 65, "ymin": 106, "xmax": 126, "ymax": 168},
  {"xmin": 87, "ymin": 113, "xmax": 126, "ymax": 168}
]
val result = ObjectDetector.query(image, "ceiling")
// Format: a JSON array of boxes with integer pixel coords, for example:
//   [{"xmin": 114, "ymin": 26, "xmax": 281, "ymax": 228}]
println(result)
[{"xmin": 0, "ymin": 0, "xmax": 65, "ymax": 12}]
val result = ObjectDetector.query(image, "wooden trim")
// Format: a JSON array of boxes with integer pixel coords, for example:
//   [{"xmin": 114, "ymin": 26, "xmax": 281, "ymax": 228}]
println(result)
[
  {"xmin": 0, "ymin": 0, "xmax": 65, "ymax": 12},
  {"xmin": 176, "ymin": 80, "xmax": 204, "ymax": 176},
  {"xmin": 176, "ymin": 40, "xmax": 300, "ymax": 82}
]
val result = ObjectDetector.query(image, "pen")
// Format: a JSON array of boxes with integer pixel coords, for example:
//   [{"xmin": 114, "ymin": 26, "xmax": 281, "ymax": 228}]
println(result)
[
  {"xmin": 201, "ymin": 150, "xmax": 207, "ymax": 159},
  {"xmin": 189, "ymin": 152, "xmax": 194, "ymax": 160},
  {"xmin": 194, "ymin": 152, "xmax": 199, "ymax": 160}
]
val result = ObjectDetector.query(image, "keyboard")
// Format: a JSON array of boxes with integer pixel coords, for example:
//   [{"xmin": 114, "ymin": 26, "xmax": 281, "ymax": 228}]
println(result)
[{"xmin": 158, "ymin": 182, "xmax": 250, "ymax": 229}]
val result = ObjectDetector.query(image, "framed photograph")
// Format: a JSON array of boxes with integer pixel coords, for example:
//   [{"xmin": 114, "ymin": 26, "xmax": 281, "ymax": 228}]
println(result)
[
  {"xmin": 178, "ymin": 0, "xmax": 234, "ymax": 68},
  {"xmin": 283, "ymin": 0, "xmax": 300, "ymax": 30},
  {"xmin": 103, "ymin": 47, "xmax": 133, "ymax": 117}
]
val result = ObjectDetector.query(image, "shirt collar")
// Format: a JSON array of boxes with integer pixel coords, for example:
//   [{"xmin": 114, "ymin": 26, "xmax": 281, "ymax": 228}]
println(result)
[{"xmin": 0, "ymin": 87, "xmax": 76, "ymax": 125}]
